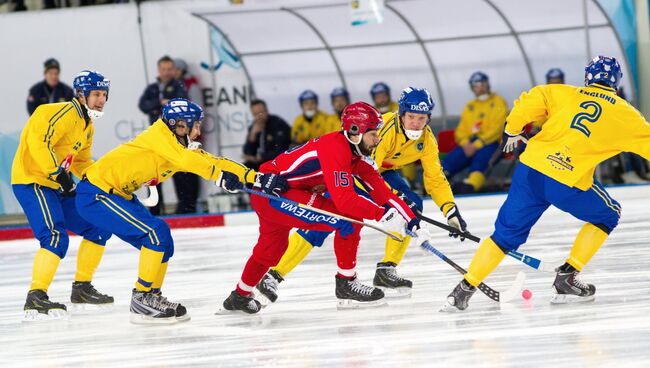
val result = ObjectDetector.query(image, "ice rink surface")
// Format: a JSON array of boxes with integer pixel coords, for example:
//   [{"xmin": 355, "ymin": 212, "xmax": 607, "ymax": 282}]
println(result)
[{"xmin": 1, "ymin": 185, "xmax": 649, "ymax": 367}]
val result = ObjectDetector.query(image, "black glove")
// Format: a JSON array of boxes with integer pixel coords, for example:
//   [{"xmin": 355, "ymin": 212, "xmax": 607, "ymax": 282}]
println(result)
[
  {"xmin": 216, "ymin": 171, "xmax": 243, "ymax": 193},
  {"xmin": 445, "ymin": 204, "xmax": 468, "ymax": 241},
  {"xmin": 254, "ymin": 173, "xmax": 289, "ymax": 194},
  {"xmin": 56, "ymin": 171, "xmax": 76, "ymax": 197}
]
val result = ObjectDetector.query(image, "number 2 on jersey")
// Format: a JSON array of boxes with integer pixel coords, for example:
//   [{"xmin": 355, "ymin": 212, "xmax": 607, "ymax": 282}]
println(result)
[{"xmin": 570, "ymin": 100, "xmax": 602, "ymax": 137}]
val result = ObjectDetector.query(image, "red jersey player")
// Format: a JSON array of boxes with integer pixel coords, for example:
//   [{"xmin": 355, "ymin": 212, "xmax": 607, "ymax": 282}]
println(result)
[{"xmin": 221, "ymin": 102, "xmax": 431, "ymax": 314}]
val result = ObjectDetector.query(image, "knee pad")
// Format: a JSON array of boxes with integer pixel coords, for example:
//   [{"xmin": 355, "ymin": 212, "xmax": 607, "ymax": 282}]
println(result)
[
  {"xmin": 297, "ymin": 229, "xmax": 330, "ymax": 248},
  {"xmin": 42, "ymin": 231, "xmax": 70, "ymax": 259}
]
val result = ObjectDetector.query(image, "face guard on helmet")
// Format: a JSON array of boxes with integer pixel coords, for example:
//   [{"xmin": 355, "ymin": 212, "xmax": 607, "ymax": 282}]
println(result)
[
  {"xmin": 73, "ymin": 70, "xmax": 110, "ymax": 120},
  {"xmin": 341, "ymin": 101, "xmax": 383, "ymax": 156},
  {"xmin": 397, "ymin": 87, "xmax": 434, "ymax": 140}
]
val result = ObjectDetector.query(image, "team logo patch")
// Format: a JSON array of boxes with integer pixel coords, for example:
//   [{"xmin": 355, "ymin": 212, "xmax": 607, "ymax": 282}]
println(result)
[
  {"xmin": 546, "ymin": 147, "xmax": 574, "ymax": 171},
  {"xmin": 417, "ymin": 142, "xmax": 424, "ymax": 151},
  {"xmin": 168, "ymin": 119, "xmax": 176, "ymax": 126}
]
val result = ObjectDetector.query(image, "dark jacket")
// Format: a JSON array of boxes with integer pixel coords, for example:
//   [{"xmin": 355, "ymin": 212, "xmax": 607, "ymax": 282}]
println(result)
[
  {"xmin": 27, "ymin": 81, "xmax": 74, "ymax": 115},
  {"xmin": 243, "ymin": 115, "xmax": 291, "ymax": 163},
  {"xmin": 138, "ymin": 78, "xmax": 188, "ymax": 124}
]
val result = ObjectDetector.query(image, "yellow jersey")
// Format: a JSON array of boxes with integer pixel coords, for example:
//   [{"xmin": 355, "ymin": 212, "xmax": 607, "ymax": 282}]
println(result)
[
  {"xmin": 85, "ymin": 120, "xmax": 256, "ymax": 199},
  {"xmin": 506, "ymin": 84, "xmax": 650, "ymax": 190},
  {"xmin": 291, "ymin": 111, "xmax": 338, "ymax": 144},
  {"xmin": 455, "ymin": 92, "xmax": 509, "ymax": 148},
  {"xmin": 375, "ymin": 101, "xmax": 399, "ymax": 114},
  {"xmin": 12, "ymin": 98, "xmax": 94, "ymax": 189},
  {"xmin": 372, "ymin": 112, "xmax": 455, "ymax": 212}
]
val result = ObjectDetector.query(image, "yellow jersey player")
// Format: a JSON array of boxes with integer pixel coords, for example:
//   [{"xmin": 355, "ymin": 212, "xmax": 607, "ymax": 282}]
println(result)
[
  {"xmin": 290, "ymin": 90, "xmax": 338, "ymax": 145},
  {"xmin": 12, "ymin": 70, "xmax": 114, "ymax": 321},
  {"xmin": 370, "ymin": 82, "xmax": 399, "ymax": 114},
  {"xmin": 326, "ymin": 87, "xmax": 350, "ymax": 129},
  {"xmin": 254, "ymin": 87, "xmax": 470, "ymax": 303},
  {"xmin": 74, "ymin": 98, "xmax": 286, "ymax": 324},
  {"xmin": 441, "ymin": 72, "xmax": 509, "ymax": 193},
  {"xmin": 445, "ymin": 56, "xmax": 650, "ymax": 311}
]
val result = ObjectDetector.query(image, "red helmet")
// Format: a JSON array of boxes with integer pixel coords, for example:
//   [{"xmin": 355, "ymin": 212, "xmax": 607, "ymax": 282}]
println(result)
[{"xmin": 341, "ymin": 101, "xmax": 383, "ymax": 135}]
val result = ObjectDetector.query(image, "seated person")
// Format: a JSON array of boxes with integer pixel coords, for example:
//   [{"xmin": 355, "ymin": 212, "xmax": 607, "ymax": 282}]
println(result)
[
  {"xmin": 441, "ymin": 71, "xmax": 508, "ymax": 193},
  {"xmin": 243, "ymin": 99, "xmax": 291, "ymax": 170},
  {"xmin": 291, "ymin": 90, "xmax": 337, "ymax": 145}
]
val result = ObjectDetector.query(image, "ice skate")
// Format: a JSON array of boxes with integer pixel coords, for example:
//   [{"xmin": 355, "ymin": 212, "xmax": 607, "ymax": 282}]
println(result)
[
  {"xmin": 23, "ymin": 290, "xmax": 68, "ymax": 322},
  {"xmin": 151, "ymin": 288, "xmax": 190, "ymax": 322},
  {"xmin": 335, "ymin": 274, "xmax": 386, "ymax": 309},
  {"xmin": 254, "ymin": 270, "xmax": 283, "ymax": 305},
  {"xmin": 373, "ymin": 262, "xmax": 412, "ymax": 297},
  {"xmin": 70, "ymin": 281, "xmax": 114, "ymax": 313},
  {"xmin": 217, "ymin": 290, "xmax": 263, "ymax": 315},
  {"xmin": 441, "ymin": 280, "xmax": 476, "ymax": 312},
  {"xmin": 551, "ymin": 263, "xmax": 596, "ymax": 304},
  {"xmin": 129, "ymin": 289, "xmax": 176, "ymax": 325}
]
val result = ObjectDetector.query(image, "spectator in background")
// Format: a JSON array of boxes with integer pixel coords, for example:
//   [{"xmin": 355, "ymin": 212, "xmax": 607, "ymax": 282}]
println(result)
[
  {"xmin": 27, "ymin": 58, "xmax": 74, "ymax": 115},
  {"xmin": 370, "ymin": 82, "xmax": 398, "ymax": 114},
  {"xmin": 174, "ymin": 58, "xmax": 203, "ymax": 105},
  {"xmin": 291, "ymin": 90, "xmax": 337, "ymax": 145},
  {"xmin": 138, "ymin": 55, "xmax": 188, "ymax": 215},
  {"xmin": 546, "ymin": 68, "xmax": 565, "ymax": 84},
  {"xmin": 327, "ymin": 87, "xmax": 350, "ymax": 128},
  {"xmin": 243, "ymin": 99, "xmax": 291, "ymax": 170},
  {"xmin": 441, "ymin": 71, "xmax": 509, "ymax": 194}
]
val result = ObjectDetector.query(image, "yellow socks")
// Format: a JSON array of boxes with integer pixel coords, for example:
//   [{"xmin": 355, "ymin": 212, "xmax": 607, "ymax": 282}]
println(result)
[
  {"xmin": 566, "ymin": 223, "xmax": 608, "ymax": 271},
  {"xmin": 465, "ymin": 171, "xmax": 486, "ymax": 191},
  {"xmin": 136, "ymin": 247, "xmax": 164, "ymax": 292},
  {"xmin": 464, "ymin": 237, "xmax": 506, "ymax": 287},
  {"xmin": 152, "ymin": 262, "xmax": 169, "ymax": 290},
  {"xmin": 30, "ymin": 248, "xmax": 61, "ymax": 291},
  {"xmin": 272, "ymin": 232, "xmax": 314, "ymax": 277},
  {"xmin": 381, "ymin": 235, "xmax": 410, "ymax": 264},
  {"xmin": 75, "ymin": 240, "xmax": 105, "ymax": 282}
]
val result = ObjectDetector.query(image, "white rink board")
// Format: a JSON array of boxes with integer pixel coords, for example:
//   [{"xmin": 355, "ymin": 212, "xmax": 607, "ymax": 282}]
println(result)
[{"xmin": 0, "ymin": 185, "xmax": 649, "ymax": 367}]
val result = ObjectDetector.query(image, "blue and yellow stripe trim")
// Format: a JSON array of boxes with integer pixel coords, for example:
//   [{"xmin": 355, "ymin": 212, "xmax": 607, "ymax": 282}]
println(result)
[{"xmin": 95, "ymin": 194, "xmax": 160, "ymax": 246}]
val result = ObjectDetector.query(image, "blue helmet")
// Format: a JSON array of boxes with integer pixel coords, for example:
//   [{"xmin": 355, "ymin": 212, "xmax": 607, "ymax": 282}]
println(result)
[
  {"xmin": 330, "ymin": 87, "xmax": 350, "ymax": 101},
  {"xmin": 162, "ymin": 98, "xmax": 204, "ymax": 130},
  {"xmin": 370, "ymin": 82, "xmax": 390, "ymax": 98},
  {"xmin": 397, "ymin": 87, "xmax": 435, "ymax": 116},
  {"xmin": 73, "ymin": 70, "xmax": 110, "ymax": 99},
  {"xmin": 546, "ymin": 68, "xmax": 565, "ymax": 83},
  {"xmin": 468, "ymin": 71, "xmax": 489, "ymax": 87},
  {"xmin": 585, "ymin": 56, "xmax": 623, "ymax": 89},
  {"xmin": 299, "ymin": 90, "xmax": 318, "ymax": 105}
]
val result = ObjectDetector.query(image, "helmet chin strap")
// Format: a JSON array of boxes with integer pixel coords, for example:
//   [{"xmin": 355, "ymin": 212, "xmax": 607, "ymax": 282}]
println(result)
[{"xmin": 343, "ymin": 130, "xmax": 365, "ymax": 156}]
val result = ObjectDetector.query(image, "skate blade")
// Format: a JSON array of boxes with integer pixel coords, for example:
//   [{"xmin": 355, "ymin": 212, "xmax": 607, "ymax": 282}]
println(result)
[
  {"xmin": 176, "ymin": 314, "xmax": 191, "ymax": 322},
  {"xmin": 22, "ymin": 309, "xmax": 69, "ymax": 322},
  {"xmin": 376, "ymin": 286, "xmax": 412, "ymax": 299},
  {"xmin": 251, "ymin": 289, "xmax": 275, "ymax": 306},
  {"xmin": 439, "ymin": 297, "xmax": 463, "ymax": 313},
  {"xmin": 70, "ymin": 302, "xmax": 115, "ymax": 314},
  {"xmin": 129, "ymin": 313, "xmax": 177, "ymax": 325},
  {"xmin": 336, "ymin": 299, "xmax": 388, "ymax": 310},
  {"xmin": 214, "ymin": 307, "xmax": 261, "ymax": 316},
  {"xmin": 550, "ymin": 293, "xmax": 595, "ymax": 305}
]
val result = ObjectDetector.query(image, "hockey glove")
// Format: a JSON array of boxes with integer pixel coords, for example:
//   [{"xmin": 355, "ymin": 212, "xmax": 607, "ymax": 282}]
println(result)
[
  {"xmin": 56, "ymin": 171, "xmax": 76, "ymax": 197},
  {"xmin": 502, "ymin": 131, "xmax": 528, "ymax": 153},
  {"xmin": 411, "ymin": 227, "xmax": 433, "ymax": 248},
  {"xmin": 445, "ymin": 204, "xmax": 468, "ymax": 241},
  {"xmin": 216, "ymin": 171, "xmax": 243, "ymax": 193},
  {"xmin": 254, "ymin": 173, "xmax": 289, "ymax": 194},
  {"xmin": 380, "ymin": 205, "xmax": 407, "ymax": 236}
]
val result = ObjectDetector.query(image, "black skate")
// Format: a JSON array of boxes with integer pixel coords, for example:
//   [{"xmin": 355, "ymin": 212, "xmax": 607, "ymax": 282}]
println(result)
[
  {"xmin": 254, "ymin": 270, "xmax": 283, "ymax": 304},
  {"xmin": 442, "ymin": 280, "xmax": 477, "ymax": 311},
  {"xmin": 70, "ymin": 282, "xmax": 114, "ymax": 313},
  {"xmin": 129, "ymin": 289, "xmax": 176, "ymax": 324},
  {"xmin": 151, "ymin": 288, "xmax": 190, "ymax": 322},
  {"xmin": 23, "ymin": 290, "xmax": 68, "ymax": 322},
  {"xmin": 373, "ymin": 262, "xmax": 413, "ymax": 297},
  {"xmin": 218, "ymin": 290, "xmax": 262, "ymax": 315},
  {"xmin": 551, "ymin": 263, "xmax": 596, "ymax": 304},
  {"xmin": 335, "ymin": 274, "xmax": 385, "ymax": 309}
]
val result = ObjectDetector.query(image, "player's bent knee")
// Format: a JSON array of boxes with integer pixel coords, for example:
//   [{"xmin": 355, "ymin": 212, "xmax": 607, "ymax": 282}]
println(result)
[
  {"xmin": 162, "ymin": 243, "xmax": 174, "ymax": 262},
  {"xmin": 298, "ymin": 229, "xmax": 330, "ymax": 248},
  {"xmin": 594, "ymin": 222, "xmax": 614, "ymax": 235},
  {"xmin": 42, "ymin": 233, "xmax": 69, "ymax": 259}
]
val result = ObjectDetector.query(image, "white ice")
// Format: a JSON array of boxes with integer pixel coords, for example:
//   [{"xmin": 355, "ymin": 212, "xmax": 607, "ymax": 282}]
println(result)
[{"xmin": 1, "ymin": 185, "xmax": 650, "ymax": 367}]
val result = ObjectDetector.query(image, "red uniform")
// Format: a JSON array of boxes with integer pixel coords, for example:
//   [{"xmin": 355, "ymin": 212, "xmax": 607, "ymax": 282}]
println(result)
[{"xmin": 237, "ymin": 131, "xmax": 416, "ymax": 294}]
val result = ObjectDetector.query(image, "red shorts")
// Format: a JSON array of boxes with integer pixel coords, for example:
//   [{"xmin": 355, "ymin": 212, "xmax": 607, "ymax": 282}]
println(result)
[{"xmin": 250, "ymin": 189, "xmax": 362, "ymax": 270}]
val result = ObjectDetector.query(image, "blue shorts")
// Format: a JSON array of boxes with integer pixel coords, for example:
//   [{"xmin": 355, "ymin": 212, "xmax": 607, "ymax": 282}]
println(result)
[
  {"xmin": 492, "ymin": 163, "xmax": 621, "ymax": 251},
  {"xmin": 441, "ymin": 140, "xmax": 499, "ymax": 177},
  {"xmin": 297, "ymin": 170, "xmax": 422, "ymax": 248},
  {"xmin": 12, "ymin": 184, "xmax": 112, "ymax": 259},
  {"xmin": 75, "ymin": 180, "xmax": 175, "ymax": 262}
]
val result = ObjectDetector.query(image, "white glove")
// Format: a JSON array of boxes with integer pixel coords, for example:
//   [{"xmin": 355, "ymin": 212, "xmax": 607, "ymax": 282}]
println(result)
[
  {"xmin": 380, "ymin": 207, "xmax": 406, "ymax": 236},
  {"xmin": 502, "ymin": 132, "xmax": 528, "ymax": 153},
  {"xmin": 411, "ymin": 227, "xmax": 433, "ymax": 248}
]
